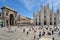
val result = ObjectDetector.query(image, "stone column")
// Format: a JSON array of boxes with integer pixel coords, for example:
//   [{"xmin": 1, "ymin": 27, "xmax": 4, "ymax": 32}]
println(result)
[
  {"xmin": 14, "ymin": 20, "xmax": 15, "ymax": 26},
  {"xmin": 37, "ymin": 17, "xmax": 39, "ymax": 26},
  {"xmin": 13, "ymin": 16, "xmax": 15, "ymax": 26},
  {"xmin": 52, "ymin": 14, "xmax": 54, "ymax": 26},
  {"xmin": 47, "ymin": 14, "xmax": 50, "ymax": 26},
  {"xmin": 41, "ymin": 13, "xmax": 44, "ymax": 26},
  {"xmin": 4, "ymin": 20, "xmax": 6, "ymax": 27},
  {"xmin": 8, "ymin": 19, "xmax": 10, "ymax": 26}
]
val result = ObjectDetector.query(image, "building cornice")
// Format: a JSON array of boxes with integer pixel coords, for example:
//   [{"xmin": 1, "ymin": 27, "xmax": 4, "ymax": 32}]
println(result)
[{"xmin": 1, "ymin": 6, "xmax": 17, "ymax": 13}]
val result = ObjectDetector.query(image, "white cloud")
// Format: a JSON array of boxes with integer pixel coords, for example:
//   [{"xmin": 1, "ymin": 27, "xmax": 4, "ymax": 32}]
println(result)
[
  {"xmin": 24, "ymin": 1, "xmax": 33, "ymax": 10},
  {"xmin": 18, "ymin": 0, "xmax": 60, "ymax": 12},
  {"xmin": 53, "ymin": 0, "xmax": 60, "ymax": 7},
  {"xmin": 20, "ymin": 0, "xmax": 40, "ymax": 11},
  {"xmin": 18, "ymin": 0, "xmax": 38, "ymax": 11}
]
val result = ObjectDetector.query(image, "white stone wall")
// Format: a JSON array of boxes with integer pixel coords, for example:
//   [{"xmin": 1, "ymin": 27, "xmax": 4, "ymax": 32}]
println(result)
[{"xmin": 33, "ymin": 5, "xmax": 58, "ymax": 26}]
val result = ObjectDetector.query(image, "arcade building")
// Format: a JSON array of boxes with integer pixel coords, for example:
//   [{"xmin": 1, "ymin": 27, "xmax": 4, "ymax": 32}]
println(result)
[{"xmin": 0, "ymin": 6, "xmax": 32, "ymax": 27}]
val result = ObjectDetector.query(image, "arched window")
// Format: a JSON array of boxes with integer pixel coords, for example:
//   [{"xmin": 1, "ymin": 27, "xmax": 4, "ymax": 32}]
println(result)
[
  {"xmin": 36, "ymin": 22, "xmax": 37, "ymax": 25},
  {"xmin": 54, "ymin": 22, "xmax": 56, "ymax": 26},
  {"xmin": 6, "ymin": 10, "xmax": 9, "ymax": 16},
  {"xmin": 44, "ymin": 8, "xmax": 46, "ymax": 13},
  {"xmin": 6, "ymin": 13, "xmax": 8, "ymax": 16}
]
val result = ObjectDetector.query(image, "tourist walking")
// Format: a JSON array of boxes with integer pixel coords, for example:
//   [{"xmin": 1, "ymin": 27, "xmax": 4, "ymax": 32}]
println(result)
[{"xmin": 52, "ymin": 37, "xmax": 54, "ymax": 40}]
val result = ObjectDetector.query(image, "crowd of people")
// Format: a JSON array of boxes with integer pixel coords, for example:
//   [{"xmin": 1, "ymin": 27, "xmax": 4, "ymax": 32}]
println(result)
[
  {"xmin": 0, "ymin": 25, "xmax": 60, "ymax": 40},
  {"xmin": 21, "ymin": 26, "xmax": 60, "ymax": 40}
]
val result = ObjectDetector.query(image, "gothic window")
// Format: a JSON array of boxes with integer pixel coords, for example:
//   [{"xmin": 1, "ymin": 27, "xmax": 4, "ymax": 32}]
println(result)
[
  {"xmin": 44, "ymin": 21, "xmax": 46, "ymax": 25},
  {"xmin": 36, "ymin": 22, "xmax": 37, "ymax": 25},
  {"xmin": 50, "ymin": 22, "xmax": 52, "ymax": 25},
  {"xmin": 44, "ymin": 9, "xmax": 46, "ymax": 13},
  {"xmin": 39, "ymin": 22, "xmax": 41, "ymax": 25},
  {"xmin": 44, "ymin": 15, "xmax": 46, "ymax": 18},
  {"xmin": 54, "ymin": 17, "xmax": 56, "ymax": 20},
  {"xmin": 54, "ymin": 22, "xmax": 56, "ymax": 26}
]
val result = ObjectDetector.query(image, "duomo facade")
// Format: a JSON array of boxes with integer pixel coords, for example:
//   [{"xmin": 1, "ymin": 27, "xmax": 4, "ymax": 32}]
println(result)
[{"xmin": 33, "ymin": 4, "xmax": 59, "ymax": 26}]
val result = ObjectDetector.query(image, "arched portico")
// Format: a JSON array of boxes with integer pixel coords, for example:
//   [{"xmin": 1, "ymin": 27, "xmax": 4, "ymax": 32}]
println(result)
[{"xmin": 10, "ymin": 14, "xmax": 14, "ymax": 25}]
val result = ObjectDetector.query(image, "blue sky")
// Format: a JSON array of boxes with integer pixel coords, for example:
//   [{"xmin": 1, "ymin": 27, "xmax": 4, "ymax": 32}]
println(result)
[{"xmin": 0, "ymin": 0, "xmax": 60, "ymax": 18}]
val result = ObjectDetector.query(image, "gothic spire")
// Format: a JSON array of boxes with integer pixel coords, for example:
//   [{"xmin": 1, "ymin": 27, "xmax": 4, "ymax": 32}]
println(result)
[
  {"xmin": 47, "ymin": 3, "xmax": 49, "ymax": 9},
  {"xmin": 57, "ymin": 8, "xmax": 59, "ymax": 19},
  {"xmin": 52, "ymin": 0, "xmax": 54, "ymax": 12}
]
